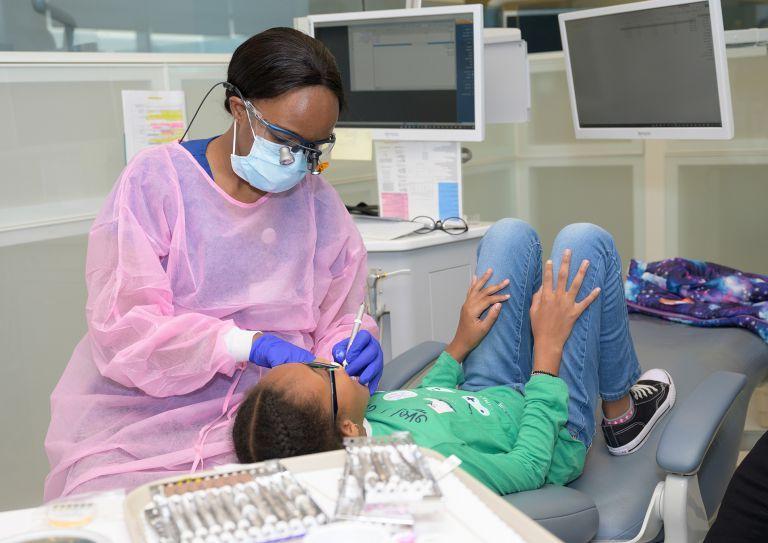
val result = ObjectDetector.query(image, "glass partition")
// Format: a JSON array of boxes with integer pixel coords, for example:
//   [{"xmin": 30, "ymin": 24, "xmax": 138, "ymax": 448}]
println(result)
[
  {"xmin": 0, "ymin": 0, "xmax": 425, "ymax": 53},
  {"xmin": 2, "ymin": 1, "xmax": 766, "ymax": 54}
]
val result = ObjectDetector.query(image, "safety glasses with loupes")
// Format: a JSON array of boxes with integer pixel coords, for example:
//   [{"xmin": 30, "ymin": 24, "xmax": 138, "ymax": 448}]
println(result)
[
  {"xmin": 244, "ymin": 101, "xmax": 336, "ymax": 174},
  {"xmin": 180, "ymin": 81, "xmax": 337, "ymax": 175}
]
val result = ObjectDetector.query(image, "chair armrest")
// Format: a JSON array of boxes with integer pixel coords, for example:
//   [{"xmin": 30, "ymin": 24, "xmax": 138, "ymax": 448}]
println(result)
[
  {"xmin": 378, "ymin": 341, "xmax": 447, "ymax": 390},
  {"xmin": 657, "ymin": 371, "xmax": 747, "ymax": 475}
]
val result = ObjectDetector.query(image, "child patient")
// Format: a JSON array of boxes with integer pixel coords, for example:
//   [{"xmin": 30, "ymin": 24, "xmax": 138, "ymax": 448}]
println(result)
[{"xmin": 233, "ymin": 220, "xmax": 675, "ymax": 495}]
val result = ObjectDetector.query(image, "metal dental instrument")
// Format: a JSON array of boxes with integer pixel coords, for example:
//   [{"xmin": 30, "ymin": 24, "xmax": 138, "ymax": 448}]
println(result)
[
  {"xmin": 141, "ymin": 465, "xmax": 323, "ymax": 542},
  {"xmin": 233, "ymin": 489, "xmax": 259, "ymax": 530},
  {"xmin": 267, "ymin": 478, "xmax": 304, "ymax": 532},
  {"xmin": 233, "ymin": 485, "xmax": 265, "ymax": 539},
  {"xmin": 342, "ymin": 303, "xmax": 366, "ymax": 368},
  {"xmin": 283, "ymin": 479, "xmax": 321, "ymax": 525},
  {"xmin": 145, "ymin": 503, "xmax": 178, "ymax": 543},
  {"xmin": 255, "ymin": 480, "xmax": 290, "ymax": 534},
  {"xmin": 244, "ymin": 483, "xmax": 278, "ymax": 526},
  {"xmin": 168, "ymin": 495, "xmax": 195, "ymax": 542},
  {"xmin": 220, "ymin": 487, "xmax": 247, "ymax": 530},
  {"xmin": 181, "ymin": 493, "xmax": 208, "ymax": 540},
  {"xmin": 243, "ymin": 484, "xmax": 270, "ymax": 524},
  {"xmin": 370, "ymin": 445, "xmax": 390, "ymax": 491},
  {"xmin": 208, "ymin": 489, "xmax": 236, "ymax": 534},
  {"xmin": 193, "ymin": 491, "xmax": 220, "ymax": 536}
]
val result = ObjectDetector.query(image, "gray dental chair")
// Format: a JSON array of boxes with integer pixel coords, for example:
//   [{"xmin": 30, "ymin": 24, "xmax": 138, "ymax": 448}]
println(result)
[{"xmin": 378, "ymin": 315, "xmax": 768, "ymax": 542}]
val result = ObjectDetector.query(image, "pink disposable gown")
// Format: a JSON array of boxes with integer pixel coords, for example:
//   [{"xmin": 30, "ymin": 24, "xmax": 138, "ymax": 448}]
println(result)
[{"xmin": 44, "ymin": 143, "xmax": 377, "ymax": 500}]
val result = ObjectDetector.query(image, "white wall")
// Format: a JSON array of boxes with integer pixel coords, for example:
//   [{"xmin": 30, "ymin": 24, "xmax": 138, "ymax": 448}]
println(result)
[{"xmin": 0, "ymin": 235, "xmax": 88, "ymax": 509}]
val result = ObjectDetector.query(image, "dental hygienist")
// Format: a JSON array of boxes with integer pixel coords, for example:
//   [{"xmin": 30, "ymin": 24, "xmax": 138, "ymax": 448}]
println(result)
[{"xmin": 44, "ymin": 27, "xmax": 382, "ymax": 500}]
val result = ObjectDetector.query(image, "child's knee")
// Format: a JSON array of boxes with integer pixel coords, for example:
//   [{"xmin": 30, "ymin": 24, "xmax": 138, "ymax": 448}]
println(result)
[
  {"xmin": 483, "ymin": 218, "xmax": 540, "ymax": 250},
  {"xmin": 555, "ymin": 223, "xmax": 615, "ymax": 256}
]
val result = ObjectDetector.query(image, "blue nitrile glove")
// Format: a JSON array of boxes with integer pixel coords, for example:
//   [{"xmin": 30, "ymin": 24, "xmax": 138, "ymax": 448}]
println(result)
[
  {"xmin": 332, "ymin": 330, "xmax": 384, "ymax": 394},
  {"xmin": 249, "ymin": 333, "xmax": 315, "ymax": 368}
]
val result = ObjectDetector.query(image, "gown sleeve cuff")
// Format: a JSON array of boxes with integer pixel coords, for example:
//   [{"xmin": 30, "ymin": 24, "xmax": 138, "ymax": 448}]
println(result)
[{"xmin": 224, "ymin": 327, "xmax": 258, "ymax": 362}]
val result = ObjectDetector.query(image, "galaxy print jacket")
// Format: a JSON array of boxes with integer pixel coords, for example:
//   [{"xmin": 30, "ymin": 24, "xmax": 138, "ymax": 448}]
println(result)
[{"xmin": 624, "ymin": 258, "xmax": 768, "ymax": 344}]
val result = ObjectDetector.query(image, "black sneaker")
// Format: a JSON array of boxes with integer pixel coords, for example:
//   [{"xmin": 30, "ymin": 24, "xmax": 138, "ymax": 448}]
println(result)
[{"xmin": 602, "ymin": 369, "xmax": 676, "ymax": 456}]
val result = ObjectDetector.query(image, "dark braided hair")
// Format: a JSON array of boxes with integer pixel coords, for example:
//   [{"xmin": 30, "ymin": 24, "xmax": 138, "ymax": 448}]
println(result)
[{"xmin": 233, "ymin": 381, "xmax": 343, "ymax": 462}]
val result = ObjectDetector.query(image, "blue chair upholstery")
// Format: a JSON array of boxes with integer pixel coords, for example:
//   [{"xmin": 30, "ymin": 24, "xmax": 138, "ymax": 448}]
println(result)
[
  {"xmin": 504, "ymin": 485, "xmax": 599, "ymax": 542},
  {"xmin": 568, "ymin": 316, "xmax": 767, "ymax": 542},
  {"xmin": 381, "ymin": 315, "xmax": 768, "ymax": 542}
]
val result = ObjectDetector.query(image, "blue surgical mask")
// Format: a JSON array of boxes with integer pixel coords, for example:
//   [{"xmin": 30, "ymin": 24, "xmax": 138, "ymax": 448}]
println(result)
[{"xmin": 230, "ymin": 119, "xmax": 308, "ymax": 193}]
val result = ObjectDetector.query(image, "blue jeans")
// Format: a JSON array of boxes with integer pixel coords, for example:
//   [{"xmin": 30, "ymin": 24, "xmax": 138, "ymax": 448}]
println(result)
[{"xmin": 461, "ymin": 219, "xmax": 641, "ymax": 448}]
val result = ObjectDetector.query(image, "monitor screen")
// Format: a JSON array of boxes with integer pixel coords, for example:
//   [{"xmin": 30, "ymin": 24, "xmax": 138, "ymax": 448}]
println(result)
[
  {"xmin": 505, "ymin": 10, "xmax": 567, "ymax": 53},
  {"xmin": 563, "ymin": 1, "xmax": 722, "ymax": 129},
  {"xmin": 313, "ymin": 12, "xmax": 477, "ymax": 132}
]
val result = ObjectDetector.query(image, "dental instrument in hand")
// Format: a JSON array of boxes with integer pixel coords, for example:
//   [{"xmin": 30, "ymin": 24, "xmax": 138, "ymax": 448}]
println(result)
[{"xmin": 342, "ymin": 303, "xmax": 366, "ymax": 368}]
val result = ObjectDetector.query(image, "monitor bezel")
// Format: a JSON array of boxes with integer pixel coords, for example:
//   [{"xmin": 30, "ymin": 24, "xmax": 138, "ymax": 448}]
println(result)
[
  {"xmin": 307, "ymin": 5, "xmax": 485, "ymax": 142},
  {"xmin": 558, "ymin": 0, "xmax": 734, "ymax": 140},
  {"xmin": 503, "ymin": 7, "xmax": 576, "ymax": 24}
]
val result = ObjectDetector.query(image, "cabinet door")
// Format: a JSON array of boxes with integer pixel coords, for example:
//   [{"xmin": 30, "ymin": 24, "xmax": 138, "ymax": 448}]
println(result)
[{"xmin": 429, "ymin": 264, "xmax": 472, "ymax": 343}]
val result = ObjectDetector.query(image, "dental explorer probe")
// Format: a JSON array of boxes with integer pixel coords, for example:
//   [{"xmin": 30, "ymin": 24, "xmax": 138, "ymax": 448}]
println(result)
[{"xmin": 342, "ymin": 303, "xmax": 366, "ymax": 368}]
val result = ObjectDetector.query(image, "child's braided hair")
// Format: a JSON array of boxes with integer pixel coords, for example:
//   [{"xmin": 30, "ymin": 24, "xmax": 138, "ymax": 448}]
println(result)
[{"xmin": 233, "ymin": 381, "xmax": 343, "ymax": 462}]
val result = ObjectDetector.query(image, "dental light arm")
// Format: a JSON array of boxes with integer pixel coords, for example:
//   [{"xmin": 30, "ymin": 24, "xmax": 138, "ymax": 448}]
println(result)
[{"xmin": 31, "ymin": 0, "xmax": 77, "ymax": 51}]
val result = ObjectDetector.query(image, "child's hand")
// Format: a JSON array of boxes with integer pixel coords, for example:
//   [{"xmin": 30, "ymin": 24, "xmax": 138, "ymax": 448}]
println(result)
[
  {"xmin": 446, "ymin": 269, "xmax": 510, "ymax": 363},
  {"xmin": 530, "ymin": 250, "xmax": 601, "ymax": 375}
]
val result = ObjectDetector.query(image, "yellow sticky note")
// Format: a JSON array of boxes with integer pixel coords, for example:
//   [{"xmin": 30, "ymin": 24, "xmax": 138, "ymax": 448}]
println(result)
[{"xmin": 332, "ymin": 128, "xmax": 373, "ymax": 161}]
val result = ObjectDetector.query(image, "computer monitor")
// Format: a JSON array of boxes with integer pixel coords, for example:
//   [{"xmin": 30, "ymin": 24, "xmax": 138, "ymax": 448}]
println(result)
[
  {"xmin": 559, "ymin": 0, "xmax": 733, "ymax": 139},
  {"xmin": 503, "ymin": 9, "xmax": 573, "ymax": 53},
  {"xmin": 307, "ymin": 5, "xmax": 485, "ymax": 142}
]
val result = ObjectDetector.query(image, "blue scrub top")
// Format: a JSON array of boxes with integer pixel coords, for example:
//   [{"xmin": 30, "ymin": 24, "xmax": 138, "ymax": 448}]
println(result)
[{"xmin": 180, "ymin": 136, "xmax": 217, "ymax": 179}]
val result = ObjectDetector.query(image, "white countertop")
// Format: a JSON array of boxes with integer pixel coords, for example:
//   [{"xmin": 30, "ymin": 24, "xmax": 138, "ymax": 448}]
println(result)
[{"xmin": 361, "ymin": 222, "xmax": 491, "ymax": 253}]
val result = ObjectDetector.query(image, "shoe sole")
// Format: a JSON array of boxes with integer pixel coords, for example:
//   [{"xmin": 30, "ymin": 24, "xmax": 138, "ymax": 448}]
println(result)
[{"xmin": 607, "ymin": 369, "xmax": 677, "ymax": 456}]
